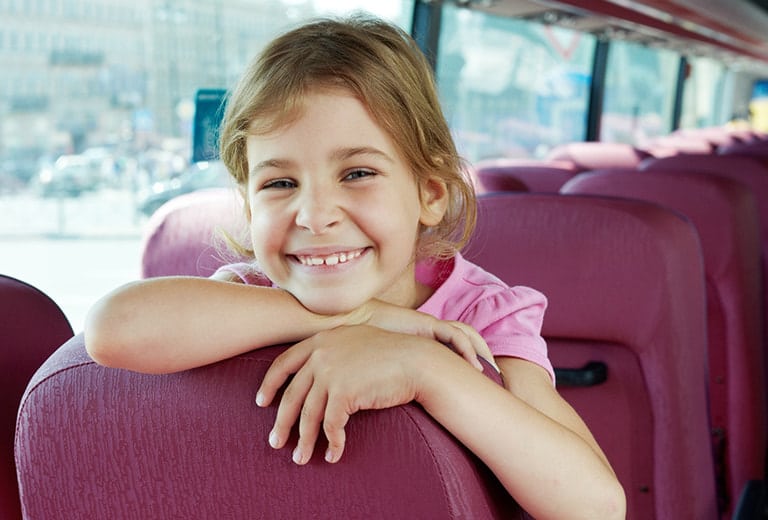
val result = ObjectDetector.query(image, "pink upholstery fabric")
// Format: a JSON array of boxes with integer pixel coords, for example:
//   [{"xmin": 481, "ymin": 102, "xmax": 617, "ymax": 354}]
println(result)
[
  {"xmin": 718, "ymin": 140, "xmax": 768, "ymax": 160},
  {"xmin": 562, "ymin": 169, "xmax": 766, "ymax": 517},
  {"xmin": 473, "ymin": 159, "xmax": 577, "ymax": 193},
  {"xmin": 463, "ymin": 193, "xmax": 717, "ymax": 520},
  {"xmin": 15, "ymin": 334, "xmax": 521, "ymax": 519},
  {"xmin": 643, "ymin": 135, "xmax": 714, "ymax": 156},
  {"xmin": 641, "ymin": 155, "xmax": 768, "ymax": 351},
  {"xmin": 545, "ymin": 142, "xmax": 652, "ymax": 170},
  {"xmin": 1, "ymin": 275, "xmax": 73, "ymax": 520},
  {"xmin": 673, "ymin": 127, "xmax": 741, "ymax": 148},
  {"xmin": 141, "ymin": 188, "xmax": 248, "ymax": 278}
]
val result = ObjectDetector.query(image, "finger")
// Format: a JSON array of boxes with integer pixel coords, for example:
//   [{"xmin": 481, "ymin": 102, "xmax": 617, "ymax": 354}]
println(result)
[
  {"xmin": 323, "ymin": 397, "xmax": 351, "ymax": 464},
  {"xmin": 432, "ymin": 323, "xmax": 484, "ymax": 371},
  {"xmin": 257, "ymin": 343, "xmax": 312, "ymax": 407},
  {"xmin": 292, "ymin": 385, "xmax": 328, "ymax": 465},
  {"xmin": 470, "ymin": 335, "xmax": 499, "ymax": 372},
  {"xmin": 269, "ymin": 368, "xmax": 314, "ymax": 451},
  {"xmin": 452, "ymin": 331, "xmax": 485, "ymax": 371},
  {"xmin": 445, "ymin": 321, "xmax": 498, "ymax": 371}
]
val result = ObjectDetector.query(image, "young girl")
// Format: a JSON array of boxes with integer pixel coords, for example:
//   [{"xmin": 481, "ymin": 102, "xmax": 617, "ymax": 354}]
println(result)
[{"xmin": 85, "ymin": 15, "xmax": 625, "ymax": 519}]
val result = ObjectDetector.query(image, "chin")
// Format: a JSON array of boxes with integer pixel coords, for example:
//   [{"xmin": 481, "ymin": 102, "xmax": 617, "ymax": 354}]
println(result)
[{"xmin": 296, "ymin": 293, "xmax": 366, "ymax": 316}]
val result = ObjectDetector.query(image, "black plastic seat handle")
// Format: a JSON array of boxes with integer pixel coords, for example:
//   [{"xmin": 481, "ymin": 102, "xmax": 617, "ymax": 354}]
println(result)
[{"xmin": 555, "ymin": 361, "xmax": 608, "ymax": 387}]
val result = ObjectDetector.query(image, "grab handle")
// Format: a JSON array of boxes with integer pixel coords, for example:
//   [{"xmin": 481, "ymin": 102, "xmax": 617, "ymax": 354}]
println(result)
[{"xmin": 555, "ymin": 361, "xmax": 607, "ymax": 387}]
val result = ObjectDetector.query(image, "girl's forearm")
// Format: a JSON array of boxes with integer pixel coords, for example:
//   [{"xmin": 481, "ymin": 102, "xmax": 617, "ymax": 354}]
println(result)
[
  {"xmin": 84, "ymin": 277, "xmax": 345, "ymax": 374},
  {"xmin": 412, "ymin": 347, "xmax": 625, "ymax": 520}
]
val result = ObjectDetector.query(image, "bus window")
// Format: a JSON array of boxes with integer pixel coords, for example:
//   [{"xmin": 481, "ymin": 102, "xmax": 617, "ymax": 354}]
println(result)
[
  {"xmin": 680, "ymin": 56, "xmax": 730, "ymax": 129},
  {"xmin": 600, "ymin": 39, "xmax": 680, "ymax": 146},
  {"xmin": 750, "ymin": 78, "xmax": 768, "ymax": 131},
  {"xmin": 435, "ymin": 4, "xmax": 595, "ymax": 162},
  {"xmin": 0, "ymin": 0, "xmax": 414, "ymax": 332}
]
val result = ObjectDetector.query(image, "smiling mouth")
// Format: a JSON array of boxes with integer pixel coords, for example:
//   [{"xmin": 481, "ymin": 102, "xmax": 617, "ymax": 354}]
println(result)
[{"xmin": 293, "ymin": 248, "xmax": 366, "ymax": 266}]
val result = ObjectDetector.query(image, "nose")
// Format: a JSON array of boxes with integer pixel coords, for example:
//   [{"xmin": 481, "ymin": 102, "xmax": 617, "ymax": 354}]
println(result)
[{"xmin": 294, "ymin": 183, "xmax": 342, "ymax": 234}]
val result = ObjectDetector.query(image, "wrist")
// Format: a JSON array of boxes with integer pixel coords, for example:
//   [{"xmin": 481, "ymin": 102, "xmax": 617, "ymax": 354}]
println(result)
[
  {"xmin": 409, "ymin": 341, "xmax": 456, "ymax": 404},
  {"xmin": 271, "ymin": 287, "xmax": 350, "ymax": 339},
  {"xmin": 336, "ymin": 300, "xmax": 376, "ymax": 328}
]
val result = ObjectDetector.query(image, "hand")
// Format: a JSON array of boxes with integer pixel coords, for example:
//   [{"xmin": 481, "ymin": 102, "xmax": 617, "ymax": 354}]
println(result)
[
  {"xmin": 348, "ymin": 299, "xmax": 498, "ymax": 372},
  {"xmin": 256, "ymin": 325, "xmax": 428, "ymax": 465}
]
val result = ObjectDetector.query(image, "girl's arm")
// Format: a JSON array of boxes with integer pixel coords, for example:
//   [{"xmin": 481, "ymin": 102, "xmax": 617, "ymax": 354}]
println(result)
[
  {"xmin": 85, "ymin": 277, "xmax": 490, "ymax": 374},
  {"xmin": 84, "ymin": 277, "xmax": 345, "ymax": 373},
  {"xmin": 258, "ymin": 326, "xmax": 625, "ymax": 520},
  {"xmin": 419, "ymin": 354, "xmax": 625, "ymax": 519}
]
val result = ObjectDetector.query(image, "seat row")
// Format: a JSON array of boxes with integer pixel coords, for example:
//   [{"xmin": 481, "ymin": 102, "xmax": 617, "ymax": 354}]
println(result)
[
  {"xmin": 471, "ymin": 127, "xmax": 768, "ymax": 519},
  {"xmin": 10, "ymin": 193, "xmax": 525, "ymax": 518},
  {"xmin": 8, "ymin": 126, "xmax": 768, "ymax": 519}
]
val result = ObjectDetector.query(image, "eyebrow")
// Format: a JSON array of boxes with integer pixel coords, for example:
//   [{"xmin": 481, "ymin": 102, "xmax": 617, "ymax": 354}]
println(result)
[
  {"xmin": 249, "ymin": 146, "xmax": 394, "ymax": 177},
  {"xmin": 330, "ymin": 146, "xmax": 394, "ymax": 163}
]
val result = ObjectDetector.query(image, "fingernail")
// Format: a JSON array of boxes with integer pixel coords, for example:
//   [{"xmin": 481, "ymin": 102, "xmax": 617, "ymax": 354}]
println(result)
[
  {"xmin": 255, "ymin": 391, "xmax": 265, "ymax": 407},
  {"xmin": 269, "ymin": 430, "xmax": 279, "ymax": 449},
  {"xmin": 292, "ymin": 447, "xmax": 304, "ymax": 464},
  {"xmin": 325, "ymin": 449, "xmax": 335, "ymax": 463}
]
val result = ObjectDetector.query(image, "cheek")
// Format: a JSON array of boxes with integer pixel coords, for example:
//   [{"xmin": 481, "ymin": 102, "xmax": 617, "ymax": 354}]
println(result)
[
  {"xmin": 364, "ymin": 200, "xmax": 422, "ymax": 251},
  {"xmin": 248, "ymin": 207, "xmax": 284, "ymax": 259}
]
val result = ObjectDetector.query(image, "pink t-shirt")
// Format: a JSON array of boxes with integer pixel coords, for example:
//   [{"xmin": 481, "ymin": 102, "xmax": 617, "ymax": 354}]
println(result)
[{"xmin": 215, "ymin": 253, "xmax": 554, "ymax": 384}]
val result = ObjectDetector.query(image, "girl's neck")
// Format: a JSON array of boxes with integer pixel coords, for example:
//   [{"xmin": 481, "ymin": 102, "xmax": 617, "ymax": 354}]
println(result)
[{"xmin": 412, "ymin": 281, "xmax": 436, "ymax": 309}]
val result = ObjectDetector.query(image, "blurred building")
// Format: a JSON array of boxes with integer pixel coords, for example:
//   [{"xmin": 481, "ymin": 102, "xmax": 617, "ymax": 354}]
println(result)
[{"xmin": 0, "ymin": 0, "xmax": 308, "ymax": 167}]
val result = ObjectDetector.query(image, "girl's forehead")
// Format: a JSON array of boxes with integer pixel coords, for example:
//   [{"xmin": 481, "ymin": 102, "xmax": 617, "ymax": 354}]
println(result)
[
  {"xmin": 247, "ymin": 92, "xmax": 393, "ymax": 150},
  {"xmin": 247, "ymin": 85, "xmax": 374, "ymax": 134}
]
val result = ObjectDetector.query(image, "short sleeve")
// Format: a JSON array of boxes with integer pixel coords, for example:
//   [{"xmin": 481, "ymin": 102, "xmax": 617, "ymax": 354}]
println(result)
[{"xmin": 461, "ymin": 286, "xmax": 555, "ymax": 385}]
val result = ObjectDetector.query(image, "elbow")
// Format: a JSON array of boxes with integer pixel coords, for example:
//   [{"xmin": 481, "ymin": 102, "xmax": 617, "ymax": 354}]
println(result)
[
  {"xmin": 591, "ymin": 478, "xmax": 626, "ymax": 520},
  {"xmin": 549, "ymin": 475, "xmax": 625, "ymax": 520},
  {"xmin": 83, "ymin": 303, "xmax": 124, "ymax": 369},
  {"xmin": 83, "ymin": 292, "xmax": 141, "ymax": 370}
]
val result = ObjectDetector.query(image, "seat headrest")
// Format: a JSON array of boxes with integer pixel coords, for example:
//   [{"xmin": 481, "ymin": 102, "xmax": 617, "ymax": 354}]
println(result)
[
  {"xmin": 16, "ymin": 335, "xmax": 517, "ymax": 519},
  {"xmin": 141, "ymin": 188, "xmax": 248, "ymax": 278},
  {"xmin": 464, "ymin": 193, "xmax": 705, "ymax": 350}
]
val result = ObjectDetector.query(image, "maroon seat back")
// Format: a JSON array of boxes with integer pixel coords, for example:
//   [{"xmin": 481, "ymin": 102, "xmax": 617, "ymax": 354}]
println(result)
[
  {"xmin": 719, "ymin": 140, "xmax": 768, "ymax": 160},
  {"xmin": 463, "ymin": 193, "xmax": 717, "ymax": 520},
  {"xmin": 16, "ymin": 335, "xmax": 519, "ymax": 519},
  {"xmin": 643, "ymin": 135, "xmax": 714, "ymax": 156},
  {"xmin": 562, "ymin": 169, "xmax": 767, "ymax": 517},
  {"xmin": 1, "ymin": 275, "xmax": 73, "ymax": 519},
  {"xmin": 673, "ymin": 127, "xmax": 741, "ymax": 148},
  {"xmin": 545, "ymin": 142, "xmax": 652, "ymax": 170},
  {"xmin": 141, "ymin": 188, "xmax": 248, "ymax": 278},
  {"xmin": 473, "ymin": 159, "xmax": 577, "ymax": 193},
  {"xmin": 641, "ymin": 155, "xmax": 768, "ymax": 351}
]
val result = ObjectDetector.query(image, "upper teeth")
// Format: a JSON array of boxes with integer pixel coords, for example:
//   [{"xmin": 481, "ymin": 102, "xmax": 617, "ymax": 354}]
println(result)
[{"xmin": 297, "ymin": 249, "xmax": 363, "ymax": 266}]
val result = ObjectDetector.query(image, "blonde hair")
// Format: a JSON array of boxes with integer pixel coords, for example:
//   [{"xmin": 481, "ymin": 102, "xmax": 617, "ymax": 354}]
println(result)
[{"xmin": 219, "ymin": 15, "xmax": 476, "ymax": 260}]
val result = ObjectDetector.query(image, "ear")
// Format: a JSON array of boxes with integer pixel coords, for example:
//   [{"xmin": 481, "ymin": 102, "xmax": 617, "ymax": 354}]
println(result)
[{"xmin": 419, "ymin": 176, "xmax": 449, "ymax": 227}]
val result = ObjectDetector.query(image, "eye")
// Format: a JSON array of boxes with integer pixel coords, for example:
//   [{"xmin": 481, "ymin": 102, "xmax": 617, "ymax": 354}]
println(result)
[
  {"xmin": 343, "ymin": 169, "xmax": 377, "ymax": 181},
  {"xmin": 261, "ymin": 178, "xmax": 297, "ymax": 190}
]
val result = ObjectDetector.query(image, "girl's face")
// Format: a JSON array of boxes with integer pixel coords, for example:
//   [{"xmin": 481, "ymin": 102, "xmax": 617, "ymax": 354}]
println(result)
[{"xmin": 244, "ymin": 89, "xmax": 448, "ymax": 315}]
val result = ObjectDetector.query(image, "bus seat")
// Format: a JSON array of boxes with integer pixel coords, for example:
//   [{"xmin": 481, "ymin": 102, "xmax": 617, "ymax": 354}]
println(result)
[
  {"xmin": 673, "ymin": 127, "xmax": 741, "ymax": 148},
  {"xmin": 141, "ymin": 188, "xmax": 247, "ymax": 278},
  {"xmin": 718, "ymin": 140, "xmax": 768, "ymax": 161},
  {"xmin": 15, "ymin": 334, "xmax": 522, "ymax": 519},
  {"xmin": 643, "ymin": 135, "xmax": 714, "ymax": 156},
  {"xmin": 544, "ymin": 142, "xmax": 652, "ymax": 170},
  {"xmin": 641, "ymin": 154, "xmax": 768, "ymax": 350},
  {"xmin": 1, "ymin": 274, "xmax": 73, "ymax": 520},
  {"xmin": 473, "ymin": 158, "xmax": 576, "ymax": 193},
  {"xmin": 463, "ymin": 193, "xmax": 717, "ymax": 520},
  {"xmin": 562, "ymin": 169, "xmax": 767, "ymax": 518}
]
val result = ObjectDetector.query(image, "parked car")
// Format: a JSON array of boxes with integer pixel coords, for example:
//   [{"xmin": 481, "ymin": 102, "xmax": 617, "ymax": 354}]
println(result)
[
  {"xmin": 137, "ymin": 160, "xmax": 231, "ymax": 216},
  {"xmin": 36, "ymin": 155, "xmax": 98, "ymax": 198}
]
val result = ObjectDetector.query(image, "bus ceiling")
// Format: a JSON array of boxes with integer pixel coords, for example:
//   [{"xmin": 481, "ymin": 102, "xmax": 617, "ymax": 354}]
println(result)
[{"xmin": 451, "ymin": 0, "xmax": 768, "ymax": 70}]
